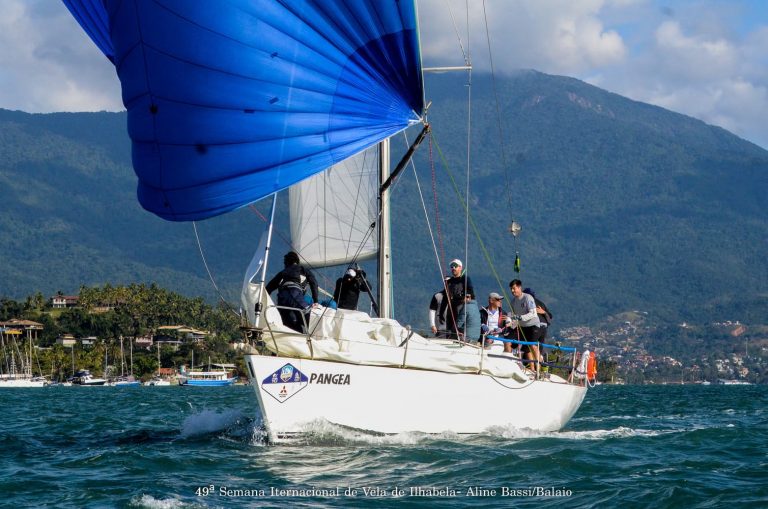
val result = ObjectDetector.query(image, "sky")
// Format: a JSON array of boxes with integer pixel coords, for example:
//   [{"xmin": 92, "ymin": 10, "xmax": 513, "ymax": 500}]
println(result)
[{"xmin": 1, "ymin": 0, "xmax": 767, "ymax": 149}]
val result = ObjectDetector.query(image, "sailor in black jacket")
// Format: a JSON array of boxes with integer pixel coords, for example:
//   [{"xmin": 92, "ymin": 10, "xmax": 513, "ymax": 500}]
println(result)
[{"xmin": 266, "ymin": 251, "xmax": 318, "ymax": 332}]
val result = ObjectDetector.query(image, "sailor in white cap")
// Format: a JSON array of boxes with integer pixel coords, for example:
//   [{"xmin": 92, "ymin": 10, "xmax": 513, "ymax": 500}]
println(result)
[{"xmin": 440, "ymin": 258, "xmax": 474, "ymax": 338}]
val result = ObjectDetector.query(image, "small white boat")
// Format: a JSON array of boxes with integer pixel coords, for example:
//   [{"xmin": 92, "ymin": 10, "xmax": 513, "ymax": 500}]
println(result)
[
  {"xmin": 111, "ymin": 376, "xmax": 141, "ymax": 387},
  {"xmin": 178, "ymin": 364, "xmax": 236, "ymax": 387},
  {"xmin": 71, "ymin": 370, "xmax": 107, "ymax": 386},
  {"xmin": 143, "ymin": 377, "xmax": 171, "ymax": 386},
  {"xmin": 0, "ymin": 375, "xmax": 48, "ymax": 388}
]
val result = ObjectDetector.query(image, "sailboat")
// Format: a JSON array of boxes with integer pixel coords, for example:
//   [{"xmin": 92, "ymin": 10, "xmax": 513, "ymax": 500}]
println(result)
[
  {"xmin": 144, "ymin": 342, "xmax": 171, "ymax": 386},
  {"xmin": 62, "ymin": 0, "xmax": 593, "ymax": 441},
  {"xmin": 0, "ymin": 326, "xmax": 47, "ymax": 388},
  {"xmin": 112, "ymin": 336, "xmax": 140, "ymax": 387}
]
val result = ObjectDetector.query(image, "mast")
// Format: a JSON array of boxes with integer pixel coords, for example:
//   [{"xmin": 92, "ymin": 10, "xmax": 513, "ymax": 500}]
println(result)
[
  {"xmin": 378, "ymin": 125, "xmax": 431, "ymax": 319},
  {"xmin": 27, "ymin": 329, "xmax": 33, "ymax": 377},
  {"xmin": 120, "ymin": 336, "xmax": 125, "ymax": 377},
  {"xmin": 378, "ymin": 138, "xmax": 392, "ymax": 319}
]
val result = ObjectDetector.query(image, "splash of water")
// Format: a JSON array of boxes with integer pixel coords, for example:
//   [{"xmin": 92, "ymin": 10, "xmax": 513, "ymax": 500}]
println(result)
[{"xmin": 179, "ymin": 409, "xmax": 245, "ymax": 438}]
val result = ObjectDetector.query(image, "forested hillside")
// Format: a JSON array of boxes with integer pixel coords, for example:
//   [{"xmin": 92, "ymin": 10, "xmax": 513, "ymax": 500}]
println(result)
[{"xmin": 1, "ymin": 70, "xmax": 766, "ymax": 330}]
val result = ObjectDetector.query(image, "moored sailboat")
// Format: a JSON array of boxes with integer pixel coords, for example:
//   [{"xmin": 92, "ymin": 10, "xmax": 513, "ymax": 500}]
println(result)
[{"xmin": 0, "ymin": 326, "xmax": 47, "ymax": 388}]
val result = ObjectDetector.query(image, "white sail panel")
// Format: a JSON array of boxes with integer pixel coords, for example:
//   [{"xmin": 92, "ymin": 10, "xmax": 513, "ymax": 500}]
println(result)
[{"xmin": 290, "ymin": 147, "xmax": 379, "ymax": 267}]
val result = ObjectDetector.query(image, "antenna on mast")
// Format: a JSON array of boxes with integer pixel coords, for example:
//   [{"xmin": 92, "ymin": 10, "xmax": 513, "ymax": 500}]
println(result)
[{"xmin": 509, "ymin": 221, "xmax": 522, "ymax": 273}]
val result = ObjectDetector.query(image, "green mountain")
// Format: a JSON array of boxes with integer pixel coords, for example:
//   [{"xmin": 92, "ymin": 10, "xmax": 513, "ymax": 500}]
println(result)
[{"xmin": 1, "ymin": 71, "xmax": 766, "ymax": 330}]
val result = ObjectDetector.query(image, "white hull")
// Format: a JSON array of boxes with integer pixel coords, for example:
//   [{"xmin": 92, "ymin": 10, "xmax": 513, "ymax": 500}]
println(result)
[
  {"xmin": 0, "ymin": 378, "xmax": 47, "ymax": 388},
  {"xmin": 245, "ymin": 354, "xmax": 587, "ymax": 443}
]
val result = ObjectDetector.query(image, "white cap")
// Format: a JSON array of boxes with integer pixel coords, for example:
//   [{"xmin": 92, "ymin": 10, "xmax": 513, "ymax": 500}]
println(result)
[
  {"xmin": 346, "ymin": 268, "xmax": 357, "ymax": 278},
  {"xmin": 449, "ymin": 259, "xmax": 462, "ymax": 268}
]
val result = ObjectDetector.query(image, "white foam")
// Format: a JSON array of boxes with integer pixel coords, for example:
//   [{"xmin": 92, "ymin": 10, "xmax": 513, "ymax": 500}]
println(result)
[
  {"xmin": 260, "ymin": 419, "xmax": 687, "ymax": 446},
  {"xmin": 291, "ymin": 419, "xmax": 461, "ymax": 446},
  {"xmin": 484, "ymin": 425, "xmax": 674, "ymax": 440},
  {"xmin": 129, "ymin": 495, "xmax": 186, "ymax": 509},
  {"xmin": 179, "ymin": 409, "xmax": 244, "ymax": 438},
  {"xmin": 573, "ymin": 414, "xmax": 687, "ymax": 422}
]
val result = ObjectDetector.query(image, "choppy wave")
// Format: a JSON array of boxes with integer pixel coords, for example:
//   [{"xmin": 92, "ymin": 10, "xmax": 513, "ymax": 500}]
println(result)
[
  {"xmin": 129, "ymin": 495, "xmax": 208, "ymax": 509},
  {"xmin": 1, "ymin": 384, "xmax": 766, "ymax": 508}
]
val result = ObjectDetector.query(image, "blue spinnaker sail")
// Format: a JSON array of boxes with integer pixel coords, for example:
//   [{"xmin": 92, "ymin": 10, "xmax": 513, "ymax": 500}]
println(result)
[{"xmin": 62, "ymin": 0, "xmax": 424, "ymax": 221}]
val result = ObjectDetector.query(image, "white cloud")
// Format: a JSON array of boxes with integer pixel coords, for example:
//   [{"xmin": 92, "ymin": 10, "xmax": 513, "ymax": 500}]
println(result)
[
  {"xmin": 592, "ymin": 8, "xmax": 768, "ymax": 147},
  {"xmin": 2, "ymin": 0, "xmax": 767, "ymax": 148},
  {"xmin": 0, "ymin": 0, "xmax": 120, "ymax": 112},
  {"xmin": 653, "ymin": 20, "xmax": 738, "ymax": 82},
  {"xmin": 419, "ymin": 0, "xmax": 627, "ymax": 74}
]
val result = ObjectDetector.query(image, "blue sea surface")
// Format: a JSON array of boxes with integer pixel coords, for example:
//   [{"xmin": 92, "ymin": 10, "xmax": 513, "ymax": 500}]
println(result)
[{"xmin": 1, "ymin": 384, "xmax": 766, "ymax": 508}]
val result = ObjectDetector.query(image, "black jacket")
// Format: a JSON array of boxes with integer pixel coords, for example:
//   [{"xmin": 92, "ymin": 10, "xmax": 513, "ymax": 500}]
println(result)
[
  {"xmin": 266, "ymin": 264, "xmax": 318, "ymax": 303},
  {"xmin": 439, "ymin": 274, "xmax": 474, "ymax": 329}
]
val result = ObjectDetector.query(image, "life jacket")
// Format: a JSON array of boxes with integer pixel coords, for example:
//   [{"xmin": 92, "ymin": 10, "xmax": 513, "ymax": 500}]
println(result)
[{"xmin": 586, "ymin": 351, "xmax": 597, "ymax": 381}]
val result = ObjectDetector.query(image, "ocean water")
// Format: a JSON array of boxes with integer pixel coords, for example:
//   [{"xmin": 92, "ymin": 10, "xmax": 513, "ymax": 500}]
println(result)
[{"xmin": 1, "ymin": 384, "xmax": 766, "ymax": 508}]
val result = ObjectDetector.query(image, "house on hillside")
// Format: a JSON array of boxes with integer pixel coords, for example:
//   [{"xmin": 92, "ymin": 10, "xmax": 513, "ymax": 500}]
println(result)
[
  {"xmin": 51, "ymin": 295, "xmax": 79, "ymax": 308},
  {"xmin": 56, "ymin": 334, "xmax": 76, "ymax": 347},
  {"xmin": 156, "ymin": 325, "xmax": 209, "ymax": 343},
  {"xmin": 134, "ymin": 335, "xmax": 153, "ymax": 348},
  {"xmin": 0, "ymin": 319, "xmax": 44, "ymax": 342},
  {"xmin": 80, "ymin": 336, "xmax": 97, "ymax": 348}
]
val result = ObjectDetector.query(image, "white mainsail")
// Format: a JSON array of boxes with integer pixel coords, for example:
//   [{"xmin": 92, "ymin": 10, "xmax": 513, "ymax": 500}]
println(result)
[{"xmin": 289, "ymin": 147, "xmax": 379, "ymax": 267}]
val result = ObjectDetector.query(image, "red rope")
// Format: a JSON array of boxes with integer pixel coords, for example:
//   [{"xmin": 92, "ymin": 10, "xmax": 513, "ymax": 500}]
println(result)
[{"xmin": 429, "ymin": 136, "xmax": 446, "ymax": 269}]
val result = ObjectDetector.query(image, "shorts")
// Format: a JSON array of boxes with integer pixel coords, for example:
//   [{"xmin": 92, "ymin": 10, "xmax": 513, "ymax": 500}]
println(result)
[{"xmin": 520, "ymin": 326, "xmax": 544, "ymax": 354}]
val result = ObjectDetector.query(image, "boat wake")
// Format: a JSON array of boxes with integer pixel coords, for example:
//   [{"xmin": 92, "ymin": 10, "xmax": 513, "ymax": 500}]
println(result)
[
  {"xmin": 258, "ymin": 419, "xmax": 686, "ymax": 446},
  {"xmin": 484, "ymin": 425, "xmax": 677, "ymax": 440}
]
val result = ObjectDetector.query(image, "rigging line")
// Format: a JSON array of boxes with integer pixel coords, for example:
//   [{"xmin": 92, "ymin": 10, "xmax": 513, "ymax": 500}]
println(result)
[
  {"xmin": 405, "ymin": 131, "xmax": 458, "ymax": 331},
  {"xmin": 191, "ymin": 221, "xmax": 241, "ymax": 317},
  {"xmin": 246, "ymin": 203, "xmax": 336, "ymax": 290},
  {"xmin": 445, "ymin": 0, "xmax": 470, "ymax": 65},
  {"xmin": 429, "ymin": 136, "xmax": 446, "ymax": 268},
  {"xmin": 323, "ymin": 167, "xmax": 328, "ymax": 265},
  {"xmin": 482, "ymin": 0, "xmax": 514, "ymax": 219},
  {"xmin": 463, "ymin": 0, "xmax": 472, "ymax": 332},
  {"xmin": 431, "ymin": 134, "xmax": 511, "ymax": 303},
  {"xmin": 341, "ymin": 150, "xmax": 373, "ymax": 266}
]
